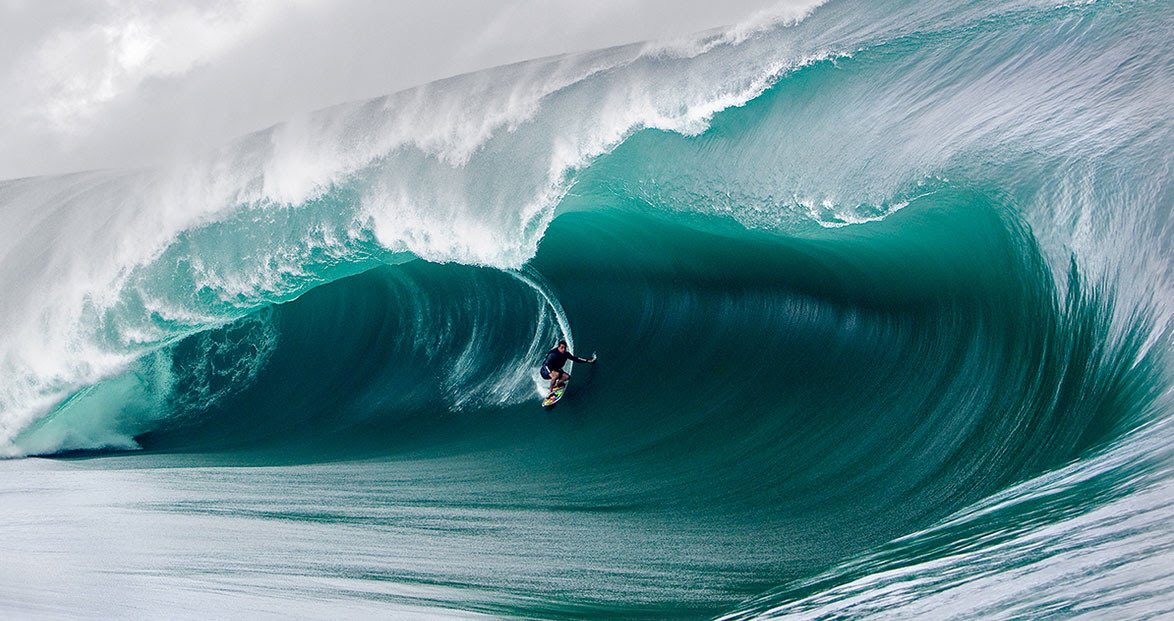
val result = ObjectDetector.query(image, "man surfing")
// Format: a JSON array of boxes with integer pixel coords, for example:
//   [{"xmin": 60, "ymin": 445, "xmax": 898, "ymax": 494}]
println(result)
[{"xmin": 540, "ymin": 339, "xmax": 595, "ymax": 393}]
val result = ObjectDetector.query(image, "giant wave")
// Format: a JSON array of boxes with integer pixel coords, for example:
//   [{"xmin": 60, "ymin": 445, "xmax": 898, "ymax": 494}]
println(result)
[{"xmin": 1, "ymin": 0, "xmax": 1171, "ymax": 617}]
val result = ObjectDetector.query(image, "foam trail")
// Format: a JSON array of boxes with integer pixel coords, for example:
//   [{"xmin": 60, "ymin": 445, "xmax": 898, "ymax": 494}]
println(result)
[{"xmin": 511, "ymin": 266, "xmax": 576, "ymax": 396}]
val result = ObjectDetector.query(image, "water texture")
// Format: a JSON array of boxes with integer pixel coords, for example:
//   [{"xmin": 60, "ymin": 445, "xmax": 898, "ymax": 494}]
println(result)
[{"xmin": 1, "ymin": 0, "xmax": 1171, "ymax": 618}]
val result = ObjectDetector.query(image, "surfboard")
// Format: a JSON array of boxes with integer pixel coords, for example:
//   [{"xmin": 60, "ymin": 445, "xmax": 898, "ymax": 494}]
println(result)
[{"xmin": 542, "ymin": 383, "xmax": 567, "ymax": 409}]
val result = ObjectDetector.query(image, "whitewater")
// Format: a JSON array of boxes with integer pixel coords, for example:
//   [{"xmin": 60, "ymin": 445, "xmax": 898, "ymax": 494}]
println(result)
[{"xmin": 2, "ymin": 0, "xmax": 1171, "ymax": 618}]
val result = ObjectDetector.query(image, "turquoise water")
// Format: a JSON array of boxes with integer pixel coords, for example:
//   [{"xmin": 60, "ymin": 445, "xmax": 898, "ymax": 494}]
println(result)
[{"xmin": 2, "ymin": 0, "xmax": 1171, "ymax": 617}]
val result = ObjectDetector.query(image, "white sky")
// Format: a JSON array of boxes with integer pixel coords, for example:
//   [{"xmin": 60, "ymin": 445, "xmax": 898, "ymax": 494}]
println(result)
[{"xmin": 0, "ymin": 0, "xmax": 801, "ymax": 179}]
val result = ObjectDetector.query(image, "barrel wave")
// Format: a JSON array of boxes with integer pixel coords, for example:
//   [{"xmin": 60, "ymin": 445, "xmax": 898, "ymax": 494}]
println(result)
[{"xmin": 1, "ymin": 0, "xmax": 1171, "ymax": 618}]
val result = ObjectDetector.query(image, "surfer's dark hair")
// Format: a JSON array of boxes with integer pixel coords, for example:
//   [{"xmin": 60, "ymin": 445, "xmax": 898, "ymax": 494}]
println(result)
[{"xmin": 558, "ymin": 339, "xmax": 567, "ymax": 346}]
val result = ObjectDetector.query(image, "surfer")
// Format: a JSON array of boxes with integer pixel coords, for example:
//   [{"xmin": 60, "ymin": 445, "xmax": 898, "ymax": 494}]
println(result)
[{"xmin": 540, "ymin": 340, "xmax": 595, "ymax": 391}]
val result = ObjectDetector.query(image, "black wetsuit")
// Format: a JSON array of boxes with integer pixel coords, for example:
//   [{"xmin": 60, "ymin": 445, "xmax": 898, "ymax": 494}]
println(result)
[{"xmin": 540, "ymin": 347, "xmax": 587, "ymax": 380}]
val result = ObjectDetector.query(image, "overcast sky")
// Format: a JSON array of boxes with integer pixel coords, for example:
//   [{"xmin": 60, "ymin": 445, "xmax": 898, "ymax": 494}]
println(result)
[{"xmin": 0, "ymin": 0, "xmax": 806, "ymax": 179}]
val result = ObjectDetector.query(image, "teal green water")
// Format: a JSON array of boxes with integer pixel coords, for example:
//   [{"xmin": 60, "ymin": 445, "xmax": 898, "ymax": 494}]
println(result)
[{"xmin": 2, "ymin": 0, "xmax": 1171, "ymax": 617}]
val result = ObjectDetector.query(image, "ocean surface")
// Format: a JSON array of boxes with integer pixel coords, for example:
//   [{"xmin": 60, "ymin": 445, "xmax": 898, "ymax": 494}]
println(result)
[{"xmin": 2, "ymin": 0, "xmax": 1172, "ymax": 618}]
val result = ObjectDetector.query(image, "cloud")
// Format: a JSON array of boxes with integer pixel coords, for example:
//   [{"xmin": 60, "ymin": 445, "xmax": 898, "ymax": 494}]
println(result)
[
  {"xmin": 21, "ymin": 1, "xmax": 289, "ymax": 131},
  {"xmin": 0, "ymin": 0, "xmax": 810, "ymax": 179}
]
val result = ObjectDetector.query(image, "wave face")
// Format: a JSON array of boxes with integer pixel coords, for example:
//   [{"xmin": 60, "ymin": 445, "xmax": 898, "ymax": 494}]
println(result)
[{"xmin": 2, "ymin": 0, "xmax": 1171, "ymax": 617}]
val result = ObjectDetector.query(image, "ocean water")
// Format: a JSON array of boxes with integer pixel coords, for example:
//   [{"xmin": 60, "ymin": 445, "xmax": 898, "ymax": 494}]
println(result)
[{"xmin": 2, "ymin": 0, "xmax": 1172, "ymax": 618}]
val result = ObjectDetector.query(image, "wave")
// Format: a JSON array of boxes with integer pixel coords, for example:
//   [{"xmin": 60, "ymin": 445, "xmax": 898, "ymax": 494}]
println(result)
[
  {"xmin": 17, "ymin": 195, "xmax": 1169, "ymax": 614},
  {"xmin": 1, "ymin": 0, "xmax": 1171, "ymax": 616}
]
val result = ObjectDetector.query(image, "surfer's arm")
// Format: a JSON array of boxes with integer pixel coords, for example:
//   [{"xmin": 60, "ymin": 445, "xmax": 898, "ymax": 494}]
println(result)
[{"xmin": 571, "ymin": 353, "xmax": 595, "ymax": 363}]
